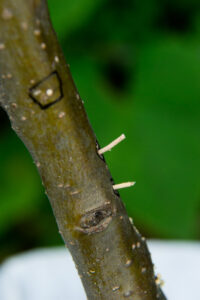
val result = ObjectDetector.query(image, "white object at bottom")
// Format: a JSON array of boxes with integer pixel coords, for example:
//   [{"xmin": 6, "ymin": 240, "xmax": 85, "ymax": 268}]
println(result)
[{"xmin": 0, "ymin": 240, "xmax": 199, "ymax": 300}]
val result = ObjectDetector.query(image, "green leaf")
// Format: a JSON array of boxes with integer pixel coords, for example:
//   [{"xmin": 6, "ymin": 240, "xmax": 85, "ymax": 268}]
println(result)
[
  {"xmin": 48, "ymin": 0, "xmax": 106, "ymax": 40},
  {"xmin": 0, "ymin": 129, "xmax": 42, "ymax": 235}
]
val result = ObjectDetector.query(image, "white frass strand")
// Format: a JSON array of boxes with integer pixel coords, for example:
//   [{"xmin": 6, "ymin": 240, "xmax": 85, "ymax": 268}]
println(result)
[
  {"xmin": 98, "ymin": 134, "xmax": 126, "ymax": 155},
  {"xmin": 113, "ymin": 182, "xmax": 136, "ymax": 190}
]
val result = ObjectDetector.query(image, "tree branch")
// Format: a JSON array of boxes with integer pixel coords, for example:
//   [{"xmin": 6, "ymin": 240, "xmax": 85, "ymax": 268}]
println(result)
[{"xmin": 0, "ymin": 0, "xmax": 166, "ymax": 299}]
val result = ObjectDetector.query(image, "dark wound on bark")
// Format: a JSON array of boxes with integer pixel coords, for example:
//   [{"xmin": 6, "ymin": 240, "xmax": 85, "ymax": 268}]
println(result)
[{"xmin": 78, "ymin": 204, "xmax": 115, "ymax": 234}]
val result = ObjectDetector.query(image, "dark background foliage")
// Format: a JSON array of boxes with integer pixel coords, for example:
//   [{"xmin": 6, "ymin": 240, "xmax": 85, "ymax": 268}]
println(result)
[{"xmin": 1, "ymin": 0, "xmax": 200, "ymax": 261}]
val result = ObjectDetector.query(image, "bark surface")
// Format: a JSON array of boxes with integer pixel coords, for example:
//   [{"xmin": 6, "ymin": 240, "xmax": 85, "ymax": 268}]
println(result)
[{"xmin": 0, "ymin": 1, "xmax": 166, "ymax": 299}]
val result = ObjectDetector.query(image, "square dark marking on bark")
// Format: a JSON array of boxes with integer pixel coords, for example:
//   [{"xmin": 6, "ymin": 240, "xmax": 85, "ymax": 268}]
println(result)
[{"xmin": 29, "ymin": 71, "xmax": 63, "ymax": 109}]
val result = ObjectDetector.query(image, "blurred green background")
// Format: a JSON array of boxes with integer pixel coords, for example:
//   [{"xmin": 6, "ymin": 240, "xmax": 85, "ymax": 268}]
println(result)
[{"xmin": 1, "ymin": 0, "xmax": 200, "ymax": 261}]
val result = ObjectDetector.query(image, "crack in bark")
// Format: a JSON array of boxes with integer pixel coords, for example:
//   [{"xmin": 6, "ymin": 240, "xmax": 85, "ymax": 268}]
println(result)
[{"xmin": 77, "ymin": 204, "xmax": 115, "ymax": 234}]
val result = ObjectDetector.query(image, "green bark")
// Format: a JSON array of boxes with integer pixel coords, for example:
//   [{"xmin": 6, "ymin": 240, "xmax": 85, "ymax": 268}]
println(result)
[{"xmin": 0, "ymin": 0, "xmax": 166, "ymax": 299}]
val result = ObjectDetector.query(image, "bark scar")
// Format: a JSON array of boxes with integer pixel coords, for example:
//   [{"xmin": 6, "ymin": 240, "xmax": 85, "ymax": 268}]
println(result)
[
  {"xmin": 76, "ymin": 204, "xmax": 115, "ymax": 234},
  {"xmin": 29, "ymin": 71, "xmax": 63, "ymax": 109}
]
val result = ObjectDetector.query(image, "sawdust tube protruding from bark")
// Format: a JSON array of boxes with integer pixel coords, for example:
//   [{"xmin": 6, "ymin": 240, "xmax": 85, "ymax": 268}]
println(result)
[{"xmin": 0, "ymin": 1, "xmax": 167, "ymax": 299}]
